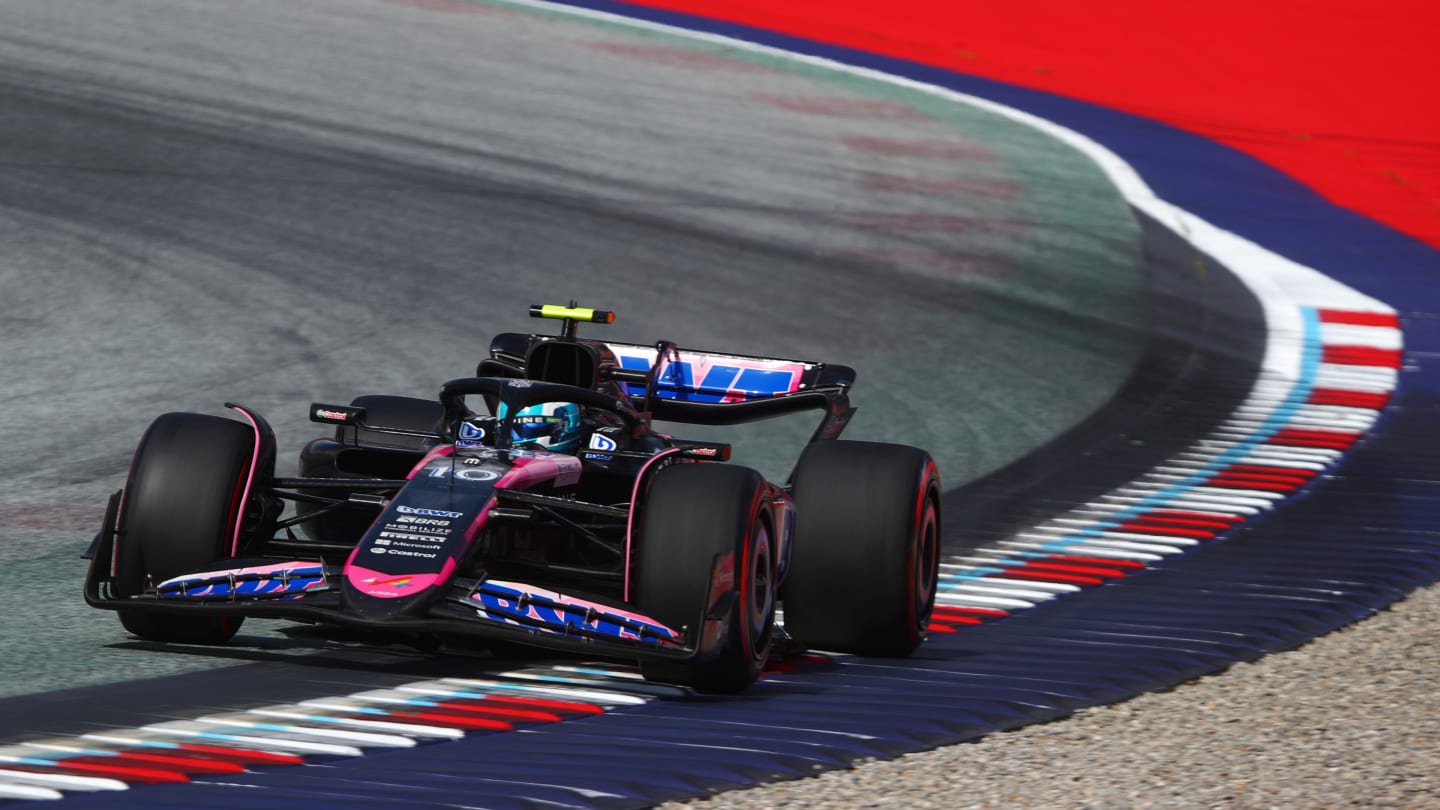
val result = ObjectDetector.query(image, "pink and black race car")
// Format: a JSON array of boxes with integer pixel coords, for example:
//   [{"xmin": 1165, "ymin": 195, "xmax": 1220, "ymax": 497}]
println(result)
[{"xmin": 85, "ymin": 305, "xmax": 941, "ymax": 693}]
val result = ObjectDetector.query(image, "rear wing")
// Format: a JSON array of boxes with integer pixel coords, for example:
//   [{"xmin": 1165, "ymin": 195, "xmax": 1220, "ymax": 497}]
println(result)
[
  {"xmin": 602, "ymin": 341, "xmax": 833, "ymax": 402},
  {"xmin": 482, "ymin": 332, "xmax": 856, "ymax": 441}
]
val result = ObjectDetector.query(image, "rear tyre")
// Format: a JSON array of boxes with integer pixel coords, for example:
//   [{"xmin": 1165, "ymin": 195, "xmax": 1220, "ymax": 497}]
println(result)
[
  {"xmin": 114, "ymin": 412, "xmax": 256, "ymax": 643},
  {"xmin": 634, "ymin": 464, "xmax": 775, "ymax": 694},
  {"xmin": 781, "ymin": 441, "xmax": 941, "ymax": 656}
]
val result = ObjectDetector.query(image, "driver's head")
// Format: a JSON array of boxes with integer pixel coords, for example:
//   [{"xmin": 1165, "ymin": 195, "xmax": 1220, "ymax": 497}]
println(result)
[{"xmin": 508, "ymin": 401, "xmax": 583, "ymax": 453}]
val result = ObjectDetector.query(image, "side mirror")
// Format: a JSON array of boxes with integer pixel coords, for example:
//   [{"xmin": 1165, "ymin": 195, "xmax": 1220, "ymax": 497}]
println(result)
[{"xmin": 310, "ymin": 403, "xmax": 366, "ymax": 426}]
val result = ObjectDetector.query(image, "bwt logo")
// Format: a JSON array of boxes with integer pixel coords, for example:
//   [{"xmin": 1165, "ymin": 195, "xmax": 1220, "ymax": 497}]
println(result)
[{"xmin": 396, "ymin": 505, "xmax": 463, "ymax": 518}]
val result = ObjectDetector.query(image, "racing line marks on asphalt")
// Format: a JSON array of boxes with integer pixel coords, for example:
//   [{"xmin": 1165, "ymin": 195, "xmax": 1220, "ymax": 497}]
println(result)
[
  {"xmin": 577, "ymin": 40, "xmax": 777, "ymax": 72},
  {"xmin": 839, "ymin": 135, "xmax": 999, "ymax": 160},
  {"xmin": 858, "ymin": 172, "xmax": 1022, "ymax": 198},
  {"xmin": 840, "ymin": 213, "xmax": 1028, "ymax": 235},
  {"xmin": 748, "ymin": 94, "xmax": 933, "ymax": 120}
]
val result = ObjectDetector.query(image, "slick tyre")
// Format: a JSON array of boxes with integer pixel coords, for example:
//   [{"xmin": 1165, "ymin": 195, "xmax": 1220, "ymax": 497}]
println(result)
[
  {"xmin": 114, "ymin": 412, "xmax": 255, "ymax": 643},
  {"xmin": 781, "ymin": 441, "xmax": 941, "ymax": 656},
  {"xmin": 634, "ymin": 463, "xmax": 775, "ymax": 694}
]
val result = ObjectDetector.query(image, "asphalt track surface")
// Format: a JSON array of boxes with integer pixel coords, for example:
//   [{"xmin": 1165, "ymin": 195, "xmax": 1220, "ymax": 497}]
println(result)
[{"xmin": 0, "ymin": 1, "xmax": 1149, "ymax": 704}]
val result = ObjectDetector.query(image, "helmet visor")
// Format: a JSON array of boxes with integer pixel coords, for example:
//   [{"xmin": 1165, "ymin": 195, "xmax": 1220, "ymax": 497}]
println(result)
[{"xmin": 511, "ymin": 414, "xmax": 566, "ymax": 445}]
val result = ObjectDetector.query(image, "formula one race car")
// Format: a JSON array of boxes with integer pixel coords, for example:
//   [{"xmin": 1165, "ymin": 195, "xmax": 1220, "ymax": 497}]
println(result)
[{"xmin": 85, "ymin": 305, "xmax": 941, "ymax": 693}]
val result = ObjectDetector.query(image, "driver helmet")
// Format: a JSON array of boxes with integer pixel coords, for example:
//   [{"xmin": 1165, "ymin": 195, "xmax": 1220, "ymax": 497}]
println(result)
[{"xmin": 506, "ymin": 401, "xmax": 583, "ymax": 453}]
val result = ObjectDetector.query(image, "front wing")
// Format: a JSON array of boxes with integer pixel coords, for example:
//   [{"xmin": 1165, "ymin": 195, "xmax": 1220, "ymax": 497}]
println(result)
[{"xmin": 83, "ymin": 514, "xmax": 725, "ymax": 666}]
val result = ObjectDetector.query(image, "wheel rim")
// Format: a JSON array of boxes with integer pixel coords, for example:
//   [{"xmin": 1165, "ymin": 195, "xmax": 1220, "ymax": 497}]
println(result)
[
  {"xmin": 747, "ymin": 521, "xmax": 775, "ymax": 662},
  {"xmin": 914, "ymin": 495, "xmax": 939, "ymax": 632}
]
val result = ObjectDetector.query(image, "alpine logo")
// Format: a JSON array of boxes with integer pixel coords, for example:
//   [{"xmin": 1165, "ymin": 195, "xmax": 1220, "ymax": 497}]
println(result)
[
  {"xmin": 396, "ymin": 505, "xmax": 463, "ymax": 518},
  {"xmin": 459, "ymin": 421, "xmax": 486, "ymax": 441},
  {"xmin": 589, "ymin": 433, "xmax": 617, "ymax": 452}
]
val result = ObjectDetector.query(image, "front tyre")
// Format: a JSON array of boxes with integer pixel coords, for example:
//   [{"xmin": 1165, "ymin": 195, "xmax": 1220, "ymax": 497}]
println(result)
[
  {"xmin": 114, "ymin": 412, "xmax": 257, "ymax": 643},
  {"xmin": 634, "ymin": 463, "xmax": 775, "ymax": 694},
  {"xmin": 781, "ymin": 441, "xmax": 941, "ymax": 656}
]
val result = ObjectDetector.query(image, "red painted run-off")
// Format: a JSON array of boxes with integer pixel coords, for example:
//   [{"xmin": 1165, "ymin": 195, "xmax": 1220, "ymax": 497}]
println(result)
[{"xmin": 614, "ymin": 0, "xmax": 1440, "ymax": 251}]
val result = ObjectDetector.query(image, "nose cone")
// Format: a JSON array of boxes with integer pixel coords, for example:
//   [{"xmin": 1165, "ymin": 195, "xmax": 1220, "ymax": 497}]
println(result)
[
  {"xmin": 341, "ymin": 558, "xmax": 459, "ymax": 619},
  {"xmin": 339, "ymin": 494, "xmax": 484, "ymax": 619}
]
